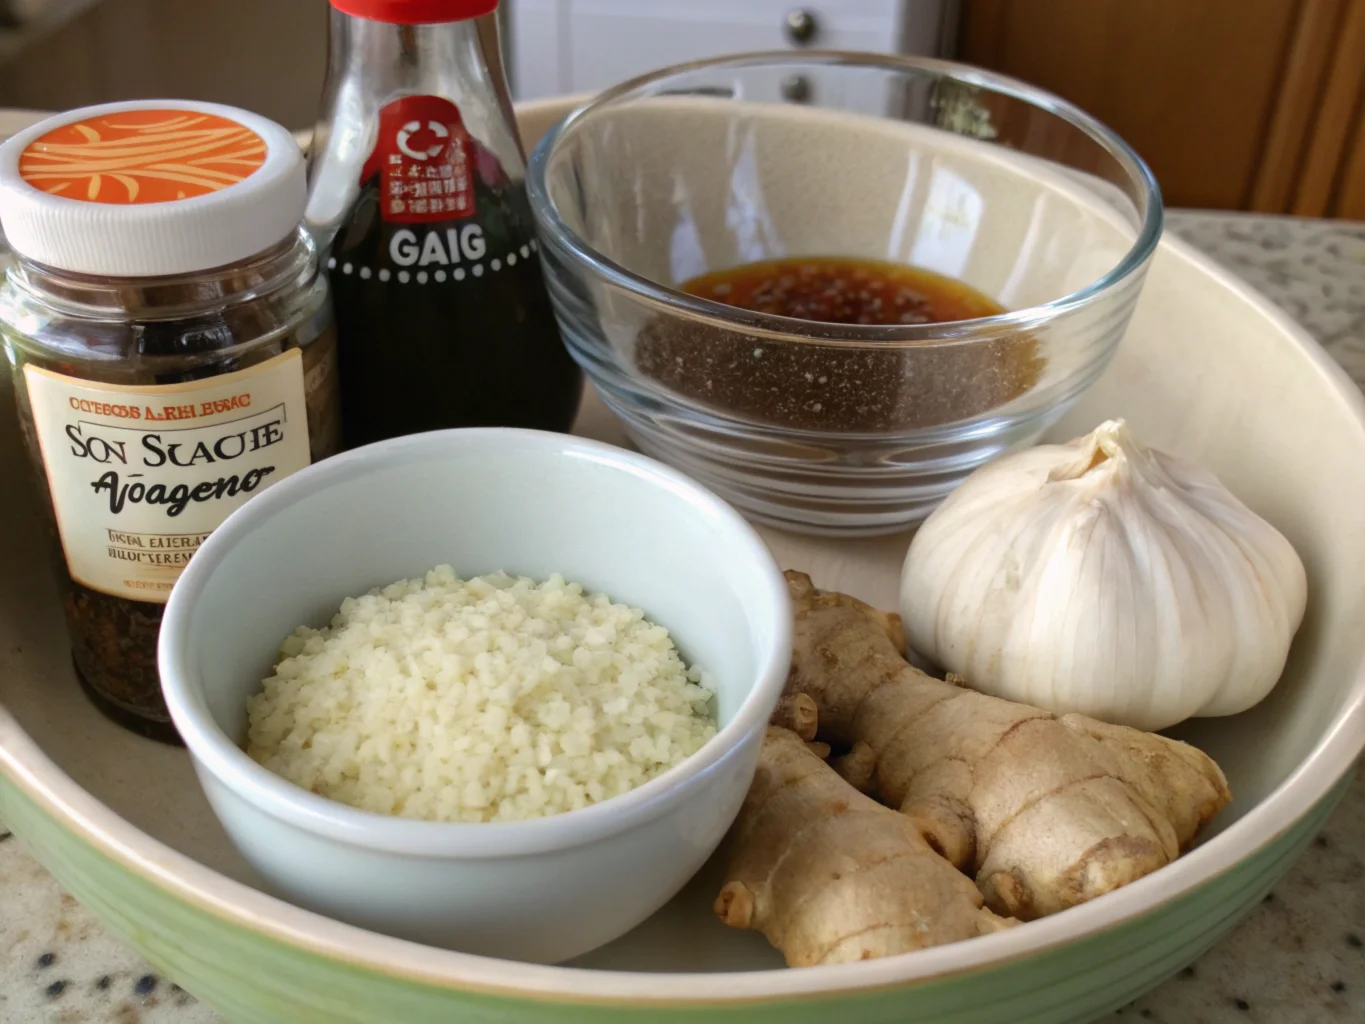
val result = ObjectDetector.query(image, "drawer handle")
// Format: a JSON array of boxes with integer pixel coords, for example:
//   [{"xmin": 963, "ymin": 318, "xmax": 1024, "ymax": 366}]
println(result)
[
  {"xmin": 781, "ymin": 74, "xmax": 812, "ymax": 103},
  {"xmin": 785, "ymin": 8, "xmax": 819, "ymax": 45}
]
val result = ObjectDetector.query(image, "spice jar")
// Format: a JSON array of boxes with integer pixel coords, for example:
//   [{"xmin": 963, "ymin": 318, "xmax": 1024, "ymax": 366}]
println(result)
[
  {"xmin": 0, "ymin": 101, "xmax": 342, "ymax": 743},
  {"xmin": 307, "ymin": 0, "xmax": 581, "ymax": 448}
]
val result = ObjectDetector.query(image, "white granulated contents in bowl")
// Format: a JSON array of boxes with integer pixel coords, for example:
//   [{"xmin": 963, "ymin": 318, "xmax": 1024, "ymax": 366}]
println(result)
[{"xmin": 244, "ymin": 567, "xmax": 717, "ymax": 823}]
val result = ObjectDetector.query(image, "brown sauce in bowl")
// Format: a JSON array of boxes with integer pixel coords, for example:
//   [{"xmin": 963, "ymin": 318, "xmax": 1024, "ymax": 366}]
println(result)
[
  {"xmin": 681, "ymin": 256, "xmax": 1006, "ymax": 326},
  {"xmin": 634, "ymin": 256, "xmax": 1045, "ymax": 433}
]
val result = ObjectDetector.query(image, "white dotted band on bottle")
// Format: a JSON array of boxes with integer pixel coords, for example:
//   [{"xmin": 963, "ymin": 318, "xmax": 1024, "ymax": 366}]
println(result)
[{"xmin": 326, "ymin": 239, "xmax": 537, "ymax": 282}]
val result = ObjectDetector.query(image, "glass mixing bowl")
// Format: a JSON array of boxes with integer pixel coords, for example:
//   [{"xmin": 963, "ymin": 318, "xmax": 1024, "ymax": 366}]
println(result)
[{"xmin": 527, "ymin": 52, "xmax": 1162, "ymax": 536}]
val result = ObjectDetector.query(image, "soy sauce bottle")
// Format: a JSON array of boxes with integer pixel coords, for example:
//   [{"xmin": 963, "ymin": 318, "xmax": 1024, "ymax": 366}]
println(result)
[{"xmin": 307, "ymin": 0, "xmax": 581, "ymax": 448}]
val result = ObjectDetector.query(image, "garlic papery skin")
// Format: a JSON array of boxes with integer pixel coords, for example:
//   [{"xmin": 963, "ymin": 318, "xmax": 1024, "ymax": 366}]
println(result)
[{"xmin": 900, "ymin": 419, "xmax": 1308, "ymax": 732}]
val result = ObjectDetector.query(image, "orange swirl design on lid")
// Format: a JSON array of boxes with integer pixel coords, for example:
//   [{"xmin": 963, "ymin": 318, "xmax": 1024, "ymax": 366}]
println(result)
[{"xmin": 19, "ymin": 108, "xmax": 267, "ymax": 204}]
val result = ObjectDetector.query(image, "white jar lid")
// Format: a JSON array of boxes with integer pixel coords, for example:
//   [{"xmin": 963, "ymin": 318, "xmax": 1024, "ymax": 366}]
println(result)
[{"xmin": 0, "ymin": 99, "xmax": 306, "ymax": 277}]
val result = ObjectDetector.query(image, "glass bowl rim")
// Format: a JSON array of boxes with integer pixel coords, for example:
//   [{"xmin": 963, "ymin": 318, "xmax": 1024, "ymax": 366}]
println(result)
[{"xmin": 526, "ymin": 49, "xmax": 1164, "ymax": 349}]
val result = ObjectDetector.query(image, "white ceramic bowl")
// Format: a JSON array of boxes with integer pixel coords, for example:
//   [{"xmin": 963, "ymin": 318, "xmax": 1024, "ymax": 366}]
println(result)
[{"xmin": 157, "ymin": 428, "xmax": 792, "ymax": 964}]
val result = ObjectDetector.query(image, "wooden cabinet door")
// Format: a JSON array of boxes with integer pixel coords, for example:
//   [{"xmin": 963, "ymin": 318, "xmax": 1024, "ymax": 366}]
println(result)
[{"xmin": 958, "ymin": 0, "xmax": 1365, "ymax": 217}]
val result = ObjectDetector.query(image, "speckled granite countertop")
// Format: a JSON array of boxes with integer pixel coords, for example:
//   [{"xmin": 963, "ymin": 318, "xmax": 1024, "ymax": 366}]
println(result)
[{"xmin": 1, "ymin": 210, "xmax": 1363, "ymax": 1023}]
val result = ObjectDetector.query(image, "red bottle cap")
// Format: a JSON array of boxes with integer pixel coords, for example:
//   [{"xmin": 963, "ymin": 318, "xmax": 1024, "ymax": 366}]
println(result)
[{"xmin": 330, "ymin": 0, "xmax": 497, "ymax": 23}]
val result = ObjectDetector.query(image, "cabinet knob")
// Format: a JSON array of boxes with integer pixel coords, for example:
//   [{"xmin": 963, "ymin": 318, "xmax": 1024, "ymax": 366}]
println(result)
[
  {"xmin": 785, "ymin": 8, "xmax": 819, "ymax": 45},
  {"xmin": 780, "ymin": 74, "xmax": 812, "ymax": 103}
]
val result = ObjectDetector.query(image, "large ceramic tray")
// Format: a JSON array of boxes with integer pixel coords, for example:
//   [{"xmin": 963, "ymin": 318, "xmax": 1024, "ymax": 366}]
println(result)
[{"xmin": 2, "ymin": 99, "xmax": 1364, "ymax": 1024}]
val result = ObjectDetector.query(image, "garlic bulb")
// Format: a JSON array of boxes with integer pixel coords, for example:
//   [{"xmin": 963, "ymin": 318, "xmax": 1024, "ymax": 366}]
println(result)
[{"xmin": 900, "ymin": 420, "xmax": 1307, "ymax": 731}]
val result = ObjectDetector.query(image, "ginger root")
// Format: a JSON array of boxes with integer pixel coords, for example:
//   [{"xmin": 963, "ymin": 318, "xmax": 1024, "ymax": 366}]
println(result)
[
  {"xmin": 831, "ymin": 741, "xmax": 878, "ymax": 793},
  {"xmin": 805, "ymin": 740, "xmax": 832, "ymax": 760},
  {"xmin": 715, "ymin": 725, "xmax": 1012, "ymax": 965},
  {"xmin": 784, "ymin": 571, "xmax": 1232, "ymax": 920},
  {"xmin": 772, "ymin": 692, "xmax": 819, "ymax": 740}
]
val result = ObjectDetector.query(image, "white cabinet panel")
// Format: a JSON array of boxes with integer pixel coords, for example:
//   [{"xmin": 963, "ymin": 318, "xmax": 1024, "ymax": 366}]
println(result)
[
  {"xmin": 510, "ymin": 0, "xmax": 942, "ymax": 100},
  {"xmin": 508, "ymin": 0, "xmax": 566, "ymax": 102}
]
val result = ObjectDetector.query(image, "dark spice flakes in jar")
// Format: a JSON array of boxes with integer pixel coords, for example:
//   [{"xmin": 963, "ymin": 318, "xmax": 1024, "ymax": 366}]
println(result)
[
  {"xmin": 29, "ymin": 333, "xmax": 339, "ymax": 738},
  {"xmin": 0, "ymin": 102, "xmax": 341, "ymax": 742}
]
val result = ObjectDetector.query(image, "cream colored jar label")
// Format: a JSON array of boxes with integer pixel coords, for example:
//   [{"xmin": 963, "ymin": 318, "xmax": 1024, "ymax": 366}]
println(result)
[{"xmin": 24, "ymin": 349, "xmax": 310, "ymax": 603}]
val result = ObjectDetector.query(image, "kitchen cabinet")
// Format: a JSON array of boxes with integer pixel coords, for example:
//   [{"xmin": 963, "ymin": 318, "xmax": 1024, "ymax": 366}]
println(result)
[
  {"xmin": 0, "ymin": 0, "xmax": 328, "ymax": 130},
  {"xmin": 507, "ymin": 0, "xmax": 951, "ymax": 99},
  {"xmin": 958, "ymin": 0, "xmax": 1365, "ymax": 218}
]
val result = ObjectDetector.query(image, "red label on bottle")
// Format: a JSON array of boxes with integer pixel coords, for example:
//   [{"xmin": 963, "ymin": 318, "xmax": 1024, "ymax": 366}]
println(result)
[{"xmin": 362, "ymin": 95, "xmax": 476, "ymax": 224}]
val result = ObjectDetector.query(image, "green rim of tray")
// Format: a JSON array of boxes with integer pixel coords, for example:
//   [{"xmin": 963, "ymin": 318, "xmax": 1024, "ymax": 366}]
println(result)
[{"xmin": 0, "ymin": 742, "xmax": 1351, "ymax": 1023}]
